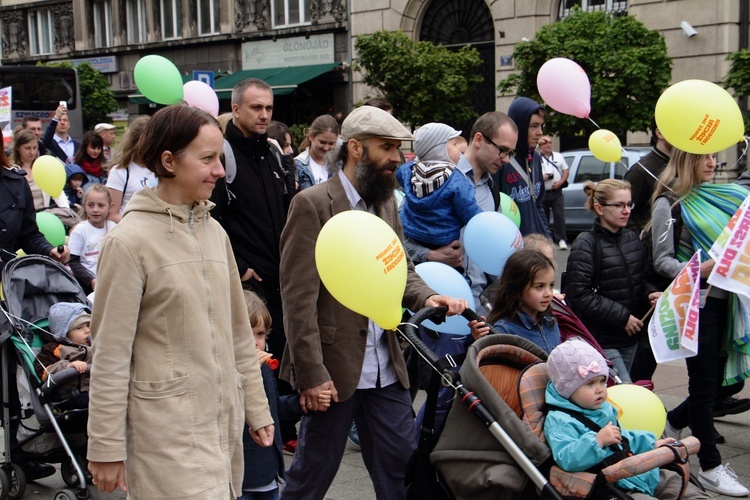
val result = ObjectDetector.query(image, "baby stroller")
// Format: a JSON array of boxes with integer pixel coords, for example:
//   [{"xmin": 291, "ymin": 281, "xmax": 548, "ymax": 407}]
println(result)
[
  {"xmin": 400, "ymin": 307, "xmax": 700, "ymax": 500},
  {"xmin": 1, "ymin": 255, "xmax": 96, "ymax": 500}
]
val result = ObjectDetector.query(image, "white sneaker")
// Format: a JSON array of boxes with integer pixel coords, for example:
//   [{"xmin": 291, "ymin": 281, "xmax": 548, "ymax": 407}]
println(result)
[
  {"xmin": 699, "ymin": 464, "xmax": 750, "ymax": 497},
  {"xmin": 558, "ymin": 240, "xmax": 568, "ymax": 250},
  {"xmin": 662, "ymin": 420, "xmax": 683, "ymax": 441}
]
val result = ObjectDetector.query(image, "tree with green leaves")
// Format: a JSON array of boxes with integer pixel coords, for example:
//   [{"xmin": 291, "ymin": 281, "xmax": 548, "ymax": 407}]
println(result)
[
  {"xmin": 40, "ymin": 61, "xmax": 118, "ymax": 131},
  {"xmin": 724, "ymin": 49, "xmax": 750, "ymax": 135},
  {"xmin": 354, "ymin": 30, "xmax": 483, "ymax": 127},
  {"xmin": 498, "ymin": 10, "xmax": 672, "ymax": 138}
]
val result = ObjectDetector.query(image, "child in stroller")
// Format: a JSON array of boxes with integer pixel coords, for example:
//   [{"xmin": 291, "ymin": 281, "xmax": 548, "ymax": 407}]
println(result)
[
  {"xmin": 544, "ymin": 339, "xmax": 708, "ymax": 499},
  {"xmin": 35, "ymin": 302, "xmax": 92, "ymax": 411}
]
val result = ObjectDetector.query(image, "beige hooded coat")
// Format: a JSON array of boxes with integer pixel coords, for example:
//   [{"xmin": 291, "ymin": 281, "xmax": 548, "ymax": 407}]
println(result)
[{"xmin": 87, "ymin": 188, "xmax": 273, "ymax": 499}]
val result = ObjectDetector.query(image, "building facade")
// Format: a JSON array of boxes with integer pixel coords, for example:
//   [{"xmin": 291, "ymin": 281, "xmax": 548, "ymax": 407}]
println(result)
[{"xmin": 0, "ymin": 0, "xmax": 745, "ymax": 157}]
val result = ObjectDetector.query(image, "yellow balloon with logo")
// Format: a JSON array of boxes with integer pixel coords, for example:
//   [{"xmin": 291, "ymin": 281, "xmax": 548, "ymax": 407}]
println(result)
[
  {"xmin": 32, "ymin": 155, "xmax": 66, "ymax": 198},
  {"xmin": 315, "ymin": 211, "xmax": 407, "ymax": 330},
  {"xmin": 589, "ymin": 129, "xmax": 622, "ymax": 163},
  {"xmin": 655, "ymin": 79, "xmax": 744, "ymax": 154}
]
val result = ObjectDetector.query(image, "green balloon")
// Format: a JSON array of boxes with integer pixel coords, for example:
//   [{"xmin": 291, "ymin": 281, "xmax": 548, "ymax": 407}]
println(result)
[
  {"xmin": 36, "ymin": 212, "xmax": 66, "ymax": 247},
  {"xmin": 134, "ymin": 55, "xmax": 184, "ymax": 105},
  {"xmin": 498, "ymin": 192, "xmax": 521, "ymax": 229}
]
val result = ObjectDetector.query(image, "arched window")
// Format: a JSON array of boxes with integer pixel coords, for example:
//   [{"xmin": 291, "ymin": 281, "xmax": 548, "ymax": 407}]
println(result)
[
  {"xmin": 559, "ymin": 0, "xmax": 627, "ymax": 20},
  {"xmin": 420, "ymin": 0, "xmax": 495, "ymax": 131}
]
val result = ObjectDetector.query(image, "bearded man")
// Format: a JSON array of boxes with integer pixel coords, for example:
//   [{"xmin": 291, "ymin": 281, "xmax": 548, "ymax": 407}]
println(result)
[{"xmin": 278, "ymin": 105, "xmax": 467, "ymax": 499}]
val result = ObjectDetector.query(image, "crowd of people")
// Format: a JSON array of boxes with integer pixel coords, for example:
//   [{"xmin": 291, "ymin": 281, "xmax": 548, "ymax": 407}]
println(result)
[{"xmin": 1, "ymin": 75, "xmax": 749, "ymax": 499}]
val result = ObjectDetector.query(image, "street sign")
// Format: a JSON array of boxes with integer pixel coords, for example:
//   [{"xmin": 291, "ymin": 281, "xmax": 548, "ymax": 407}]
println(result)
[{"xmin": 193, "ymin": 70, "xmax": 214, "ymax": 88}]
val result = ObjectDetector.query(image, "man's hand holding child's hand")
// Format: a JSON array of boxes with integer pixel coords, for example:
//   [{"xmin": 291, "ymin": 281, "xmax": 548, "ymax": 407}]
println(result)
[{"xmin": 596, "ymin": 421, "xmax": 622, "ymax": 448}]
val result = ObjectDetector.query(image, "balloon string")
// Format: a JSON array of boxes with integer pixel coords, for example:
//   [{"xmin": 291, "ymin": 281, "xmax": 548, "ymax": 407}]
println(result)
[
  {"xmin": 724, "ymin": 136, "xmax": 750, "ymax": 173},
  {"xmin": 588, "ymin": 117, "xmax": 601, "ymax": 129}
]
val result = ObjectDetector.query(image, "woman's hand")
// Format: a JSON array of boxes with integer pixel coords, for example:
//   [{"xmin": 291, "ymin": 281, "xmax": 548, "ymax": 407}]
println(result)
[
  {"xmin": 699, "ymin": 259, "xmax": 715, "ymax": 279},
  {"xmin": 88, "ymin": 461, "xmax": 127, "ymax": 493},
  {"xmin": 625, "ymin": 315, "xmax": 643, "ymax": 336},
  {"xmin": 648, "ymin": 292, "xmax": 662, "ymax": 306}
]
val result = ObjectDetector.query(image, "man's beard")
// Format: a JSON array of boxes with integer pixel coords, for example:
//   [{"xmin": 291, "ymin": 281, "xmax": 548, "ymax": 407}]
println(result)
[{"xmin": 354, "ymin": 147, "xmax": 398, "ymax": 208}]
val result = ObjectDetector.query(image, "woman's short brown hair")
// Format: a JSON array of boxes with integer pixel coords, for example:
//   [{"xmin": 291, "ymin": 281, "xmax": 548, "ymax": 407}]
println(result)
[{"xmin": 136, "ymin": 105, "xmax": 219, "ymax": 179}]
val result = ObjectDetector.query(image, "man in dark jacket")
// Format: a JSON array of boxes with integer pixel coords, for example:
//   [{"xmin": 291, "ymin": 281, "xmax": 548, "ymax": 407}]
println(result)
[
  {"xmin": 497, "ymin": 97, "xmax": 549, "ymax": 237},
  {"xmin": 624, "ymin": 123, "xmax": 671, "ymax": 234},
  {"xmin": 41, "ymin": 104, "xmax": 79, "ymax": 164},
  {"xmin": 210, "ymin": 78, "xmax": 294, "ymax": 360}
]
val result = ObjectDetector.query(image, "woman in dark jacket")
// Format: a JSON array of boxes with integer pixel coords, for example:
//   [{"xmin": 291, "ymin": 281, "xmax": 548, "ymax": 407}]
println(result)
[{"xmin": 565, "ymin": 179, "xmax": 660, "ymax": 383}]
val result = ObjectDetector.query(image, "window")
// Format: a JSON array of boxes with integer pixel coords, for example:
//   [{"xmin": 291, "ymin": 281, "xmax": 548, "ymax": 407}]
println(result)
[
  {"xmin": 161, "ymin": 0, "xmax": 183, "ymax": 40},
  {"xmin": 574, "ymin": 155, "xmax": 608, "ymax": 183},
  {"xmin": 126, "ymin": 0, "xmax": 147, "ymax": 44},
  {"xmin": 29, "ymin": 9, "xmax": 55, "ymax": 55},
  {"xmin": 93, "ymin": 1, "xmax": 113, "ymax": 48},
  {"xmin": 559, "ymin": 0, "xmax": 627, "ymax": 19},
  {"xmin": 272, "ymin": 0, "xmax": 311, "ymax": 28},
  {"xmin": 198, "ymin": 0, "xmax": 220, "ymax": 35}
]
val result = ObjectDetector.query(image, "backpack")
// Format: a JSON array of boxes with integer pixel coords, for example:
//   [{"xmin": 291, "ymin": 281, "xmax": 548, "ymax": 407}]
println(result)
[
  {"xmin": 222, "ymin": 138, "xmax": 297, "ymax": 208},
  {"xmin": 640, "ymin": 191, "xmax": 682, "ymax": 291}
]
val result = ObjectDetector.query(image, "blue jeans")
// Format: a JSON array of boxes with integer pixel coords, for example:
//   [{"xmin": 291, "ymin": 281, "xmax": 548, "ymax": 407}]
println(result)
[
  {"xmin": 238, "ymin": 488, "xmax": 279, "ymax": 500},
  {"xmin": 603, "ymin": 345, "xmax": 637, "ymax": 383}
]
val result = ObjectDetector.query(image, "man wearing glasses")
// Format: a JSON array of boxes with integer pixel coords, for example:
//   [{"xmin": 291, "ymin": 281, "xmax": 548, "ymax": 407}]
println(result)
[{"xmin": 497, "ymin": 97, "xmax": 550, "ymax": 237}]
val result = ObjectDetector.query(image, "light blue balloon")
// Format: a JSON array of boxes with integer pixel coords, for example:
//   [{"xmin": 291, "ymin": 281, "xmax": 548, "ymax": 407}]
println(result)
[
  {"xmin": 414, "ymin": 262, "xmax": 475, "ymax": 335},
  {"xmin": 464, "ymin": 211, "xmax": 524, "ymax": 276}
]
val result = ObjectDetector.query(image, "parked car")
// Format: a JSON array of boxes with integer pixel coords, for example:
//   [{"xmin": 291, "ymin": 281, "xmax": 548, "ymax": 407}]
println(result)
[{"xmin": 561, "ymin": 147, "xmax": 651, "ymax": 237}]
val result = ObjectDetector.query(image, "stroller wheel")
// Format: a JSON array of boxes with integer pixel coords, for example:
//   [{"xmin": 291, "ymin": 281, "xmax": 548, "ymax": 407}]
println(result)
[
  {"xmin": 61, "ymin": 456, "xmax": 90, "ymax": 488},
  {"xmin": 6, "ymin": 465, "xmax": 25, "ymax": 500},
  {"xmin": 0, "ymin": 468, "xmax": 9, "ymax": 500},
  {"xmin": 53, "ymin": 489, "xmax": 77, "ymax": 500}
]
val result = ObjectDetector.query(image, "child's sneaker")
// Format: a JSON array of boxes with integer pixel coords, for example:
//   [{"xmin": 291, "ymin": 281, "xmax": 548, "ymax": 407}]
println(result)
[{"xmin": 699, "ymin": 464, "xmax": 750, "ymax": 497}]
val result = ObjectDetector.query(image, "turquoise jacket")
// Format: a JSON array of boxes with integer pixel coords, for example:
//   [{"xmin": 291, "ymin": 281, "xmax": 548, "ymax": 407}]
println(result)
[{"xmin": 543, "ymin": 382, "xmax": 659, "ymax": 495}]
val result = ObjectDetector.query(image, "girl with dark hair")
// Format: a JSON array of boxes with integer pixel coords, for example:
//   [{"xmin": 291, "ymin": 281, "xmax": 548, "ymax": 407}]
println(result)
[
  {"xmin": 74, "ymin": 131, "xmax": 105, "ymax": 185},
  {"xmin": 87, "ymin": 105, "xmax": 274, "ymax": 498},
  {"xmin": 486, "ymin": 248, "xmax": 561, "ymax": 353}
]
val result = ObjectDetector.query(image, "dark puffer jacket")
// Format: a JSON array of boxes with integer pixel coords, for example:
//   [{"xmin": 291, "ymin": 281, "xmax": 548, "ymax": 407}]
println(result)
[{"xmin": 565, "ymin": 221, "xmax": 658, "ymax": 348}]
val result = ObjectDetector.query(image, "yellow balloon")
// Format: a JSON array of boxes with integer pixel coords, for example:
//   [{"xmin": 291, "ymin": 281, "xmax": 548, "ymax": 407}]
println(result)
[
  {"xmin": 315, "ymin": 211, "xmax": 407, "ymax": 330},
  {"xmin": 32, "ymin": 155, "xmax": 67, "ymax": 198},
  {"xmin": 606, "ymin": 384, "xmax": 666, "ymax": 437},
  {"xmin": 655, "ymin": 79, "xmax": 744, "ymax": 154},
  {"xmin": 588, "ymin": 129, "xmax": 622, "ymax": 162}
]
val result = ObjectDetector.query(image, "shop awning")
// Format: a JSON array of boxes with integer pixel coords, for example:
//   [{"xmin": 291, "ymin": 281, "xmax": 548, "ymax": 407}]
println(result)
[
  {"xmin": 128, "ymin": 63, "xmax": 341, "ymax": 104},
  {"xmin": 213, "ymin": 62, "xmax": 342, "ymax": 98}
]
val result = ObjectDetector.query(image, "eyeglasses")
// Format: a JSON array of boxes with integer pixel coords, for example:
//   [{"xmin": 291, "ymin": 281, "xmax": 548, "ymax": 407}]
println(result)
[
  {"xmin": 482, "ymin": 134, "xmax": 516, "ymax": 159},
  {"xmin": 599, "ymin": 201, "xmax": 635, "ymax": 211}
]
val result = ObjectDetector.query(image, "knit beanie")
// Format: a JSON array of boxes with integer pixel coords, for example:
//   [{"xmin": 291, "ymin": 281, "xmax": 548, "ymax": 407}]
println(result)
[
  {"xmin": 414, "ymin": 123, "xmax": 462, "ymax": 163},
  {"xmin": 48, "ymin": 302, "xmax": 91, "ymax": 342},
  {"xmin": 547, "ymin": 339, "xmax": 608, "ymax": 399}
]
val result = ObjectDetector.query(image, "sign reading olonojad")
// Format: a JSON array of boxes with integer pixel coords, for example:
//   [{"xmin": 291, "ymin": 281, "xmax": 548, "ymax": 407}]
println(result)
[
  {"xmin": 72, "ymin": 56, "xmax": 118, "ymax": 74},
  {"xmin": 242, "ymin": 33, "xmax": 334, "ymax": 70}
]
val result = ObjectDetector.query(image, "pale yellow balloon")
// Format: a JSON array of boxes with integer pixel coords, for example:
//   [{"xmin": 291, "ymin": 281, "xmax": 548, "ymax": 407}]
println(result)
[
  {"xmin": 315, "ymin": 211, "xmax": 407, "ymax": 330},
  {"xmin": 655, "ymin": 79, "xmax": 744, "ymax": 154},
  {"xmin": 606, "ymin": 384, "xmax": 666, "ymax": 437},
  {"xmin": 32, "ymin": 155, "xmax": 67, "ymax": 198},
  {"xmin": 588, "ymin": 129, "xmax": 622, "ymax": 163}
]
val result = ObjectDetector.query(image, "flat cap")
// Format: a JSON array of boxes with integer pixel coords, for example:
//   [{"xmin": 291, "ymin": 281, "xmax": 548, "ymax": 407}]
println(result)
[{"xmin": 341, "ymin": 105, "xmax": 413, "ymax": 142}]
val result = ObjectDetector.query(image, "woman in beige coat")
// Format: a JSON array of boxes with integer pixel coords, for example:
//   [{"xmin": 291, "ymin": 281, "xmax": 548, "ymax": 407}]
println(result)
[{"xmin": 87, "ymin": 105, "xmax": 274, "ymax": 499}]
